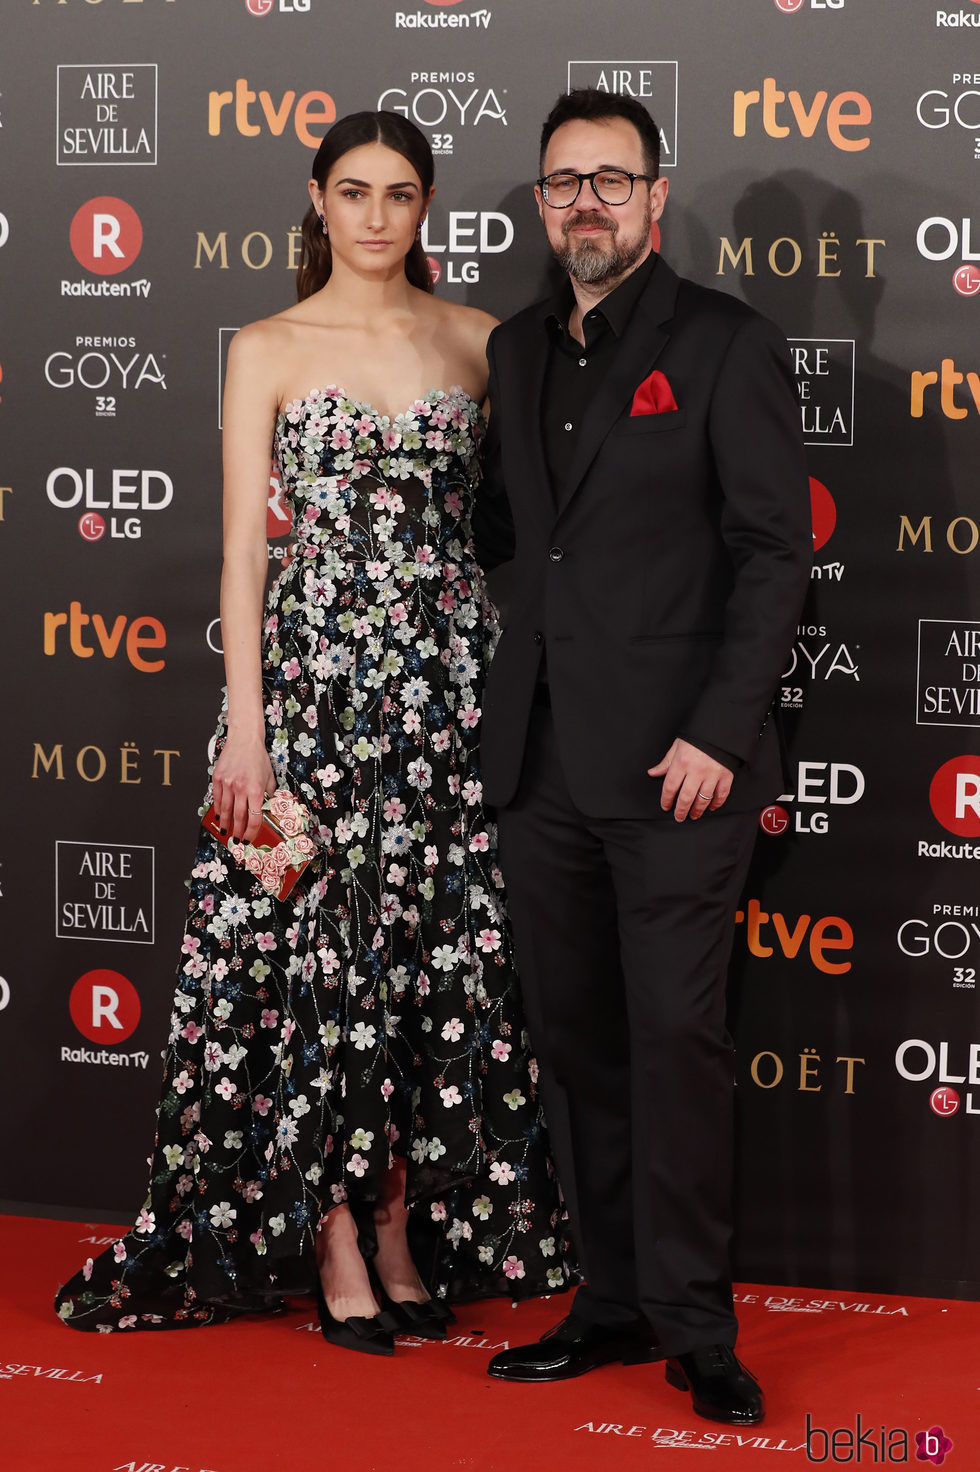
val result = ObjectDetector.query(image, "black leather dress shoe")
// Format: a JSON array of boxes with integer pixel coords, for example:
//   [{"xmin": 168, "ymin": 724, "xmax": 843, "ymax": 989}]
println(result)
[
  {"xmin": 665, "ymin": 1344, "xmax": 765, "ymax": 1425},
  {"xmin": 487, "ymin": 1313, "xmax": 658, "ymax": 1382}
]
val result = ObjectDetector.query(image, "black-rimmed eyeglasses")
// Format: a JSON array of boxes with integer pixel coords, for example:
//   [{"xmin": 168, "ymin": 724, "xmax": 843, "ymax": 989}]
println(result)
[{"xmin": 536, "ymin": 169, "xmax": 657, "ymax": 208}]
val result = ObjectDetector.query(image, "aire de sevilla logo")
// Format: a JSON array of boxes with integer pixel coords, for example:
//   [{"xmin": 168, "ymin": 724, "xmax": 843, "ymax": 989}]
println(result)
[
  {"xmin": 930, "ymin": 755, "xmax": 980, "ymax": 836},
  {"xmin": 70, "ymin": 197, "xmax": 142, "ymax": 274}
]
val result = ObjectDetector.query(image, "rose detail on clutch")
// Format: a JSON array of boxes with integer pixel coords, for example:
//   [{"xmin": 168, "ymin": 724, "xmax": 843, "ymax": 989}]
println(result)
[{"xmin": 227, "ymin": 790, "xmax": 316, "ymax": 896}]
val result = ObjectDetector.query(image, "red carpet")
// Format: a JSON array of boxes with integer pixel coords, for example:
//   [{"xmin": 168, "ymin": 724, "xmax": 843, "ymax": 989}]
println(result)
[{"xmin": 3, "ymin": 1215, "xmax": 976, "ymax": 1471}]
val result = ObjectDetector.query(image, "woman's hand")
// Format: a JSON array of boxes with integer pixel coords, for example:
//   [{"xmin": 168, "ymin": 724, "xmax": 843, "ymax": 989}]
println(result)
[{"xmin": 212, "ymin": 736, "xmax": 276, "ymax": 845}]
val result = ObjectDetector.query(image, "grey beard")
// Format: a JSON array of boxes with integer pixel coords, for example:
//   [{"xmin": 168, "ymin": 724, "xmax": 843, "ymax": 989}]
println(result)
[{"xmin": 555, "ymin": 212, "xmax": 652, "ymax": 285}]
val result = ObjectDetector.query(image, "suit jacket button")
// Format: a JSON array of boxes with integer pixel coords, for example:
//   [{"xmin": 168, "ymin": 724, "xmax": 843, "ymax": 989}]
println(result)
[
  {"xmin": 533, "ymin": 631, "xmax": 543, "ymax": 644},
  {"xmin": 548, "ymin": 546, "xmax": 564, "ymax": 562}
]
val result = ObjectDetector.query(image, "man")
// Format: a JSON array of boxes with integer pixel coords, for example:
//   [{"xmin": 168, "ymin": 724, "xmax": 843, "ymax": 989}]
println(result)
[{"xmin": 474, "ymin": 89, "xmax": 812, "ymax": 1426}]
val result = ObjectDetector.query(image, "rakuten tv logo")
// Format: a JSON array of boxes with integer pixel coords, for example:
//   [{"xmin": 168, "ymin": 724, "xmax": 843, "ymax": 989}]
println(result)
[
  {"xmin": 930, "ymin": 755, "xmax": 980, "ymax": 836},
  {"xmin": 69, "ymin": 969, "xmax": 140, "ymax": 1044},
  {"xmin": 70, "ymin": 197, "xmax": 142, "ymax": 274}
]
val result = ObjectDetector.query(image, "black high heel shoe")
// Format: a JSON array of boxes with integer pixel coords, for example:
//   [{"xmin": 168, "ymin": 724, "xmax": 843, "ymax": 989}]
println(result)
[
  {"xmin": 313, "ymin": 1272, "xmax": 398, "ymax": 1357},
  {"xmin": 370, "ymin": 1266, "xmax": 456, "ymax": 1341}
]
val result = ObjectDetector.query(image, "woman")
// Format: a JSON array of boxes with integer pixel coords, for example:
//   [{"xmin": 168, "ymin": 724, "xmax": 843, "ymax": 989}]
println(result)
[{"xmin": 54, "ymin": 111, "xmax": 575, "ymax": 1353}]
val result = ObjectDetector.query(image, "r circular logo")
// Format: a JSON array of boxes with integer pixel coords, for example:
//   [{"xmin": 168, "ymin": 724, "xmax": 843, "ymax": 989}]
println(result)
[
  {"xmin": 70, "ymin": 197, "xmax": 143, "ymax": 276},
  {"xmin": 930, "ymin": 1086, "xmax": 960, "ymax": 1117},
  {"xmin": 760, "ymin": 804, "xmax": 790, "ymax": 836},
  {"xmin": 69, "ymin": 969, "xmax": 141, "ymax": 1045},
  {"xmin": 773, "ymin": 0, "xmax": 805, "ymax": 11},
  {"xmin": 78, "ymin": 511, "xmax": 106, "ymax": 542},
  {"xmin": 809, "ymin": 476, "xmax": 836, "ymax": 552},
  {"xmin": 953, "ymin": 264, "xmax": 980, "ymax": 298},
  {"xmin": 929, "ymin": 755, "xmax": 980, "ymax": 837},
  {"xmin": 245, "ymin": 0, "xmax": 274, "ymax": 13}
]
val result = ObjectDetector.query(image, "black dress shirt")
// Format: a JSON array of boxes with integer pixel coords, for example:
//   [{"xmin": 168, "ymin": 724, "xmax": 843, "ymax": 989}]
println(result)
[
  {"xmin": 541, "ymin": 250, "xmax": 658, "ymax": 494},
  {"xmin": 538, "ymin": 252, "xmax": 742, "ymax": 773}
]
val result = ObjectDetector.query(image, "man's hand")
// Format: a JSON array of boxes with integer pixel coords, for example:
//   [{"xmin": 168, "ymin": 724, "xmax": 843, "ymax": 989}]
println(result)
[{"xmin": 648, "ymin": 738, "xmax": 734, "ymax": 822}]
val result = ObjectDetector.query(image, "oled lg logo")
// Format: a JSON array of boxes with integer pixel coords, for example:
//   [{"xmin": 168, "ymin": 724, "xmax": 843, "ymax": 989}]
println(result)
[
  {"xmin": 764, "ymin": 760, "xmax": 865, "ymax": 837},
  {"xmin": 897, "ymin": 1036, "xmax": 980, "ymax": 1124},
  {"xmin": 64, "ymin": 198, "xmax": 150, "ymax": 298},
  {"xmin": 916, "ymin": 216, "xmax": 980, "ymax": 295},
  {"xmin": 773, "ymin": 0, "xmax": 844, "ymax": 11},
  {"xmin": 47, "ymin": 467, "xmax": 173, "ymax": 542},
  {"xmin": 246, "ymin": 0, "xmax": 311, "ymax": 13},
  {"xmin": 420, "ymin": 206, "xmax": 513, "ymax": 280}
]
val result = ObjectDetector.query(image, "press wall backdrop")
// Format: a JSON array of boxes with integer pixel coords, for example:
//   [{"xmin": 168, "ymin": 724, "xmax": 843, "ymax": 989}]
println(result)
[{"xmin": 3, "ymin": 0, "xmax": 980, "ymax": 1301}]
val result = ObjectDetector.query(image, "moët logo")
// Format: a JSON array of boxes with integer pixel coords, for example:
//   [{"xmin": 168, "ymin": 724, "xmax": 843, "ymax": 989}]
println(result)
[{"xmin": 69, "ymin": 197, "xmax": 142, "ymax": 275}]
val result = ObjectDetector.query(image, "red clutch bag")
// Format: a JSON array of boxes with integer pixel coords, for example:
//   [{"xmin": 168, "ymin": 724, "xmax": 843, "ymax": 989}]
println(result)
[{"xmin": 201, "ymin": 789, "xmax": 317, "ymax": 902}]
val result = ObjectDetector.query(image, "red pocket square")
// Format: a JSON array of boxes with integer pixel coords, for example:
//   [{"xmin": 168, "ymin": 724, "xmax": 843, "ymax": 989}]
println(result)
[{"xmin": 630, "ymin": 369, "xmax": 678, "ymax": 416}]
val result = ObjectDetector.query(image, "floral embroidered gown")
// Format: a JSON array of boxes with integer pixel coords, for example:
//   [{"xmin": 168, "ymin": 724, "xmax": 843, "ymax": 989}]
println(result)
[{"xmin": 55, "ymin": 386, "xmax": 576, "ymax": 1332}]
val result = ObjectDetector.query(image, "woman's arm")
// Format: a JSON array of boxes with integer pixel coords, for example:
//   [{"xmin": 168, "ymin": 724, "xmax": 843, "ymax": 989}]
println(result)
[{"xmin": 211, "ymin": 324, "xmax": 280, "ymax": 844}]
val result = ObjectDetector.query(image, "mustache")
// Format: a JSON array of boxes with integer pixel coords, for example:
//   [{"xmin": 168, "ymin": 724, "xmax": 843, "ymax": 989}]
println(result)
[{"xmin": 562, "ymin": 210, "xmax": 617, "ymax": 236}]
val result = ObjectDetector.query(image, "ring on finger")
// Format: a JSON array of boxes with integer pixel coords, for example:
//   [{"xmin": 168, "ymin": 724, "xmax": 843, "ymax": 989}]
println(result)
[{"xmin": 696, "ymin": 790, "xmax": 712, "ymax": 801}]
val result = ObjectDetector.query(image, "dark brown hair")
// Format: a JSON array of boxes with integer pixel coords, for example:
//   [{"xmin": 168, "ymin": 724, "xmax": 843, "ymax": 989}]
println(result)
[
  {"xmin": 296, "ymin": 110, "xmax": 435, "ymax": 301},
  {"xmin": 539, "ymin": 88, "xmax": 661, "ymax": 177}
]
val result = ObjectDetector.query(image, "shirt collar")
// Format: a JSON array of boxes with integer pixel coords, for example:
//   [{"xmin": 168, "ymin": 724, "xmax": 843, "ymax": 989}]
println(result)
[{"xmin": 546, "ymin": 249, "xmax": 659, "ymax": 344}]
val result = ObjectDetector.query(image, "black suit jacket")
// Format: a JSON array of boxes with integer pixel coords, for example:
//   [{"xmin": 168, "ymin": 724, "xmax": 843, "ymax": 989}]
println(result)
[{"xmin": 473, "ymin": 255, "xmax": 813, "ymax": 819}]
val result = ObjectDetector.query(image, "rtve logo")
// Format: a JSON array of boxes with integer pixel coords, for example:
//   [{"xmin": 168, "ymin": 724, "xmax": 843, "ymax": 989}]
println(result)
[
  {"xmin": 208, "ymin": 80, "xmax": 335, "ymax": 147},
  {"xmin": 43, "ymin": 602, "xmax": 167, "ymax": 673},
  {"xmin": 910, "ymin": 359, "xmax": 980, "ymax": 419},
  {"xmin": 733, "ymin": 78, "xmax": 871, "ymax": 150},
  {"xmin": 69, "ymin": 197, "xmax": 142, "ymax": 275},
  {"xmin": 930, "ymin": 755, "xmax": 980, "ymax": 836},
  {"xmin": 69, "ymin": 969, "xmax": 140, "ymax": 1045}
]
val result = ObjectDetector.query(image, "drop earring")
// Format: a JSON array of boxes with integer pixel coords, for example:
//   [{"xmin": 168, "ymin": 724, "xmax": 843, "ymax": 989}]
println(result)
[{"xmin": 319, "ymin": 214, "xmax": 328, "ymax": 237}]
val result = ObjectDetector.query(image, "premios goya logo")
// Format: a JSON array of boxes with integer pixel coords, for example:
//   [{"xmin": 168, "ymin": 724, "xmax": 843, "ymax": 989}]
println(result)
[
  {"xmin": 44, "ymin": 336, "xmax": 166, "ymax": 419},
  {"xmin": 56, "ymin": 64, "xmax": 157, "ymax": 165},
  {"xmin": 377, "ymin": 73, "xmax": 506, "ymax": 157},
  {"xmin": 917, "ymin": 74, "xmax": 980, "ymax": 159}
]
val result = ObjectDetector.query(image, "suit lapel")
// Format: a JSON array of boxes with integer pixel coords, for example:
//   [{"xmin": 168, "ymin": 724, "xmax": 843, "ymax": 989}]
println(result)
[
  {"xmin": 498, "ymin": 300, "xmax": 554, "ymax": 511},
  {"xmin": 555, "ymin": 256, "xmax": 681, "ymax": 517}
]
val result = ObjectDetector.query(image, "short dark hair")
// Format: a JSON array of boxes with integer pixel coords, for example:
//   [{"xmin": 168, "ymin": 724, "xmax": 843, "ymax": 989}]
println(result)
[{"xmin": 539, "ymin": 88, "xmax": 661, "ymax": 177}]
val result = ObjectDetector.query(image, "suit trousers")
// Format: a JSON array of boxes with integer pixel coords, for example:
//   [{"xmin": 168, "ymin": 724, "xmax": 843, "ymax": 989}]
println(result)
[{"xmin": 496, "ymin": 705, "xmax": 758, "ymax": 1357}]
